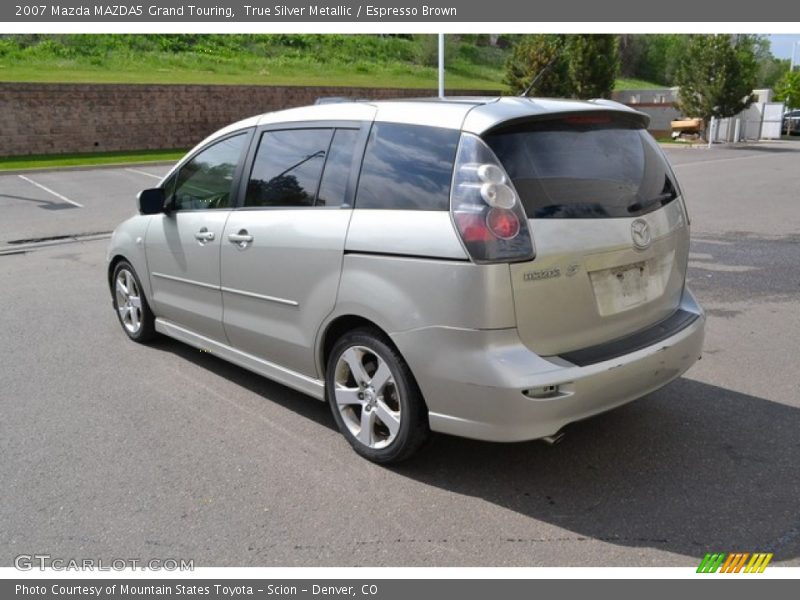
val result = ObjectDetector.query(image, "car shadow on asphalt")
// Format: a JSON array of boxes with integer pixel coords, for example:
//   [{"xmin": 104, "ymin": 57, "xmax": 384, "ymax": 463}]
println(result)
[
  {"xmin": 149, "ymin": 336, "xmax": 800, "ymax": 563},
  {"xmin": 149, "ymin": 336, "xmax": 337, "ymax": 430},
  {"xmin": 394, "ymin": 377, "xmax": 800, "ymax": 562},
  {"xmin": 727, "ymin": 143, "xmax": 800, "ymax": 153}
]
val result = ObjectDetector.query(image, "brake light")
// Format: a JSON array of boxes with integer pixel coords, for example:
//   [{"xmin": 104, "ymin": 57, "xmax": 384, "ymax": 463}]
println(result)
[
  {"xmin": 486, "ymin": 208, "xmax": 520, "ymax": 239},
  {"xmin": 450, "ymin": 133, "xmax": 534, "ymax": 263},
  {"xmin": 455, "ymin": 212, "xmax": 493, "ymax": 242},
  {"xmin": 563, "ymin": 115, "xmax": 612, "ymax": 125}
]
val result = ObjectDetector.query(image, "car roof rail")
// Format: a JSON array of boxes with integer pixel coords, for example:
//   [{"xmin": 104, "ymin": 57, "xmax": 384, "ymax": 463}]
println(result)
[{"xmin": 314, "ymin": 96, "xmax": 370, "ymax": 105}]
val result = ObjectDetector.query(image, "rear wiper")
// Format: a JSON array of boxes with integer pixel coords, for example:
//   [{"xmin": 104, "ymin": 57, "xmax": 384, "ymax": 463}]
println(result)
[{"xmin": 627, "ymin": 191, "xmax": 675, "ymax": 214}]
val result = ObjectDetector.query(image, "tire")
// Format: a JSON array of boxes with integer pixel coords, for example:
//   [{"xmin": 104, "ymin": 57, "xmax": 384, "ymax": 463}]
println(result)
[
  {"xmin": 325, "ymin": 327, "xmax": 430, "ymax": 464},
  {"xmin": 111, "ymin": 260, "xmax": 157, "ymax": 343}
]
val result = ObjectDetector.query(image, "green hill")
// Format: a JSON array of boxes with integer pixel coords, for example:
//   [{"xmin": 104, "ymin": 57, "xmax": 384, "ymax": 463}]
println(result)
[{"xmin": 0, "ymin": 34, "xmax": 510, "ymax": 90}]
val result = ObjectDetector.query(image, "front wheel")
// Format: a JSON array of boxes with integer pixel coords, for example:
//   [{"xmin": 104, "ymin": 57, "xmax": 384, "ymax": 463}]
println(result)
[
  {"xmin": 111, "ymin": 260, "xmax": 156, "ymax": 343},
  {"xmin": 326, "ymin": 328, "xmax": 430, "ymax": 464}
]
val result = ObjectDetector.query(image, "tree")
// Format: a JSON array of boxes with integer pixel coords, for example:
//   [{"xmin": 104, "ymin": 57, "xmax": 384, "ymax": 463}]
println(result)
[
  {"xmin": 637, "ymin": 35, "xmax": 690, "ymax": 86},
  {"xmin": 618, "ymin": 34, "xmax": 644, "ymax": 78},
  {"xmin": 752, "ymin": 35, "xmax": 791, "ymax": 88},
  {"xmin": 675, "ymin": 35, "xmax": 759, "ymax": 129},
  {"xmin": 504, "ymin": 35, "xmax": 572, "ymax": 97},
  {"xmin": 504, "ymin": 35, "xmax": 619, "ymax": 99},
  {"xmin": 568, "ymin": 35, "xmax": 619, "ymax": 99},
  {"xmin": 774, "ymin": 70, "xmax": 800, "ymax": 109}
]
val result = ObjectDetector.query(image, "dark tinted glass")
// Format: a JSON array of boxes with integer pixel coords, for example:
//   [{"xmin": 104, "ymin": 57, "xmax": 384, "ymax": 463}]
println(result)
[
  {"xmin": 317, "ymin": 129, "xmax": 359, "ymax": 207},
  {"xmin": 246, "ymin": 129, "xmax": 333, "ymax": 207},
  {"xmin": 485, "ymin": 115, "xmax": 678, "ymax": 219},
  {"xmin": 172, "ymin": 133, "xmax": 246, "ymax": 211},
  {"xmin": 356, "ymin": 123, "xmax": 459, "ymax": 211}
]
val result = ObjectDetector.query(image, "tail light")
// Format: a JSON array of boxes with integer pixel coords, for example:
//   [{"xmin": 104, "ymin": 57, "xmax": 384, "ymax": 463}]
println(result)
[{"xmin": 450, "ymin": 133, "xmax": 534, "ymax": 264}]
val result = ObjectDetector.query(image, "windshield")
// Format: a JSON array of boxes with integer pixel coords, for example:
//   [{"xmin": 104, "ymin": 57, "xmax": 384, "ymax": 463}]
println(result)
[{"xmin": 484, "ymin": 114, "xmax": 679, "ymax": 219}]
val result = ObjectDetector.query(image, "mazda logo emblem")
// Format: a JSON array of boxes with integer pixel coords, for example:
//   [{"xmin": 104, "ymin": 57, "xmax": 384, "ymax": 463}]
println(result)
[{"xmin": 631, "ymin": 219, "xmax": 652, "ymax": 250}]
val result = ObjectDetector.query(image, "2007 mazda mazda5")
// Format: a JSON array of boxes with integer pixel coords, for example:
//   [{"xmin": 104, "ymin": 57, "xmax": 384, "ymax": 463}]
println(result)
[{"xmin": 107, "ymin": 97, "xmax": 705, "ymax": 463}]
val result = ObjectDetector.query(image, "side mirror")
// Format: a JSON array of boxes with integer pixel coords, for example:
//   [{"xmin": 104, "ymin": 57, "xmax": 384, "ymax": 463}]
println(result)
[{"xmin": 138, "ymin": 188, "xmax": 166, "ymax": 215}]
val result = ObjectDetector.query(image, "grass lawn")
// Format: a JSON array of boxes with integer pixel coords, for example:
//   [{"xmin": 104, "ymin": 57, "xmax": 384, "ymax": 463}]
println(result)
[
  {"xmin": 0, "ymin": 63, "xmax": 502, "ymax": 91},
  {"xmin": 615, "ymin": 77, "xmax": 665, "ymax": 90},
  {"xmin": 0, "ymin": 149, "xmax": 185, "ymax": 171},
  {"xmin": 0, "ymin": 62, "xmax": 660, "ymax": 93}
]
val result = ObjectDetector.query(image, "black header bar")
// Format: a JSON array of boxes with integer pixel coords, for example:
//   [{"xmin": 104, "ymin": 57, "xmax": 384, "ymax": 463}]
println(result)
[{"xmin": 3, "ymin": 0, "xmax": 799, "ymax": 22}]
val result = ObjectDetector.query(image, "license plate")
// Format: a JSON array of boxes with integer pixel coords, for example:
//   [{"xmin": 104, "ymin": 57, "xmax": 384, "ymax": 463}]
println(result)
[
  {"xmin": 614, "ymin": 262, "xmax": 648, "ymax": 306},
  {"xmin": 590, "ymin": 261, "xmax": 650, "ymax": 315}
]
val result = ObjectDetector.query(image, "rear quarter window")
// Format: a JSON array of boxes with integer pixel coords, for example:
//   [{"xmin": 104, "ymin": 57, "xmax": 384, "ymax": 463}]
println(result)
[{"xmin": 355, "ymin": 122, "xmax": 460, "ymax": 211}]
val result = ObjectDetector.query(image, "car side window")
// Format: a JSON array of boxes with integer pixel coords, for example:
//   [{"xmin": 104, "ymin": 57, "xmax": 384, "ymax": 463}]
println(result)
[
  {"xmin": 355, "ymin": 123, "xmax": 460, "ymax": 211},
  {"xmin": 245, "ymin": 129, "xmax": 334, "ymax": 208},
  {"xmin": 171, "ymin": 133, "xmax": 247, "ymax": 211}
]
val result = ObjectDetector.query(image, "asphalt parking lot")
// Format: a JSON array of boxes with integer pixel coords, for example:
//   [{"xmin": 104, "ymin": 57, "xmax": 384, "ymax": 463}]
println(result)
[
  {"xmin": 1, "ymin": 141, "xmax": 799, "ymax": 567},
  {"xmin": 0, "ymin": 164, "xmax": 170, "ymax": 247}
]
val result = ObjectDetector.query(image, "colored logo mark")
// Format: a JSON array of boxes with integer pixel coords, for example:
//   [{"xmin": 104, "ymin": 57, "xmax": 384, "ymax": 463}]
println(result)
[{"xmin": 697, "ymin": 552, "xmax": 773, "ymax": 573}]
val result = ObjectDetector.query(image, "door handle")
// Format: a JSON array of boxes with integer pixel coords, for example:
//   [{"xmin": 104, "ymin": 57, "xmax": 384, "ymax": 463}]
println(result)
[
  {"xmin": 228, "ymin": 230, "xmax": 254, "ymax": 249},
  {"xmin": 194, "ymin": 228, "xmax": 215, "ymax": 242}
]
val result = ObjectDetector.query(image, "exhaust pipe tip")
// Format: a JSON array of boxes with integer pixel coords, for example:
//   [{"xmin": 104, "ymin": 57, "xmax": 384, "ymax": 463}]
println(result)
[{"xmin": 540, "ymin": 431, "xmax": 566, "ymax": 446}]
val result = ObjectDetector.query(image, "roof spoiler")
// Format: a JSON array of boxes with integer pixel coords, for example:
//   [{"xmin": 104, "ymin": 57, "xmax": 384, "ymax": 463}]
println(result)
[{"xmin": 589, "ymin": 98, "xmax": 650, "ymax": 127}]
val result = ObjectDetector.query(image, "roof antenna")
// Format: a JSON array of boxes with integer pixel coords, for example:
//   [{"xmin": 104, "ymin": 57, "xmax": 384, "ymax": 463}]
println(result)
[{"xmin": 520, "ymin": 54, "xmax": 558, "ymax": 98}]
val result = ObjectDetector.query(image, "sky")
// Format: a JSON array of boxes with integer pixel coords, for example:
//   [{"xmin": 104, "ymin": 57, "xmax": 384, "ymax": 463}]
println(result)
[{"xmin": 768, "ymin": 34, "xmax": 800, "ymax": 61}]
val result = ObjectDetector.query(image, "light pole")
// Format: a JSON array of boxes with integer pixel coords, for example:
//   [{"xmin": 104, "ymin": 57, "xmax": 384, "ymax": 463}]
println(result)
[
  {"xmin": 791, "ymin": 40, "xmax": 800, "ymax": 71},
  {"xmin": 438, "ymin": 33, "xmax": 445, "ymax": 99}
]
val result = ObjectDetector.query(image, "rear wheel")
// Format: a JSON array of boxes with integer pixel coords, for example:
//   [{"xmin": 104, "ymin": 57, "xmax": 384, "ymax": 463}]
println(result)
[
  {"xmin": 112, "ymin": 260, "xmax": 156, "ymax": 343},
  {"xmin": 326, "ymin": 328, "xmax": 430, "ymax": 463}
]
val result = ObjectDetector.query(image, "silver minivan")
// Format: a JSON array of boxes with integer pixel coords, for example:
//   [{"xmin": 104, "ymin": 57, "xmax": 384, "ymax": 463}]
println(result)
[{"xmin": 107, "ymin": 97, "xmax": 705, "ymax": 463}]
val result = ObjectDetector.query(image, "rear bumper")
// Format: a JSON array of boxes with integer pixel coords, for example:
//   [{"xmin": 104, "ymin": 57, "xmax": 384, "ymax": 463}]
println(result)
[{"xmin": 391, "ymin": 287, "xmax": 705, "ymax": 443}]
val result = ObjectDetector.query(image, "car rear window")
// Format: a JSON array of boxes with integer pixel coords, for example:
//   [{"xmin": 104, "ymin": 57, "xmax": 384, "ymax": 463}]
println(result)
[{"xmin": 485, "ymin": 114, "xmax": 678, "ymax": 219}]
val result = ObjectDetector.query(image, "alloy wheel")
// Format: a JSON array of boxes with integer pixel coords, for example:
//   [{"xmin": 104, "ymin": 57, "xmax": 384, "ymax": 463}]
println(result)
[
  {"xmin": 333, "ymin": 346, "xmax": 402, "ymax": 449},
  {"xmin": 115, "ymin": 269, "xmax": 143, "ymax": 334}
]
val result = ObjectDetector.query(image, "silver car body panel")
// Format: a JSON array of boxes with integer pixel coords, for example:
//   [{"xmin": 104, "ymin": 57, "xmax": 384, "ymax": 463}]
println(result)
[
  {"xmin": 344, "ymin": 210, "xmax": 467, "ymax": 260},
  {"xmin": 393, "ymin": 287, "xmax": 704, "ymax": 442},
  {"xmin": 257, "ymin": 102, "xmax": 377, "ymax": 128},
  {"xmin": 332, "ymin": 254, "xmax": 517, "ymax": 332},
  {"xmin": 155, "ymin": 317, "xmax": 325, "ymax": 400},
  {"xmin": 372, "ymin": 101, "xmax": 472, "ymax": 129},
  {"xmin": 106, "ymin": 215, "xmax": 154, "ymax": 299},
  {"xmin": 220, "ymin": 208, "xmax": 353, "ymax": 378},
  {"xmin": 145, "ymin": 211, "xmax": 232, "ymax": 342},
  {"xmin": 510, "ymin": 199, "xmax": 689, "ymax": 356}
]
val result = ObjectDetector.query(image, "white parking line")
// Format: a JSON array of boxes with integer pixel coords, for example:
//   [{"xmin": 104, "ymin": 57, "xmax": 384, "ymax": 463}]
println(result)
[
  {"xmin": 17, "ymin": 175, "xmax": 84, "ymax": 208},
  {"xmin": 125, "ymin": 168, "xmax": 162, "ymax": 180}
]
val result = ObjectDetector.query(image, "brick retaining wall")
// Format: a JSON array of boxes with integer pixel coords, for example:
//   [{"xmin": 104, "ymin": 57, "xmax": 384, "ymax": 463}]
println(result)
[{"xmin": 0, "ymin": 83, "xmax": 498, "ymax": 157}]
